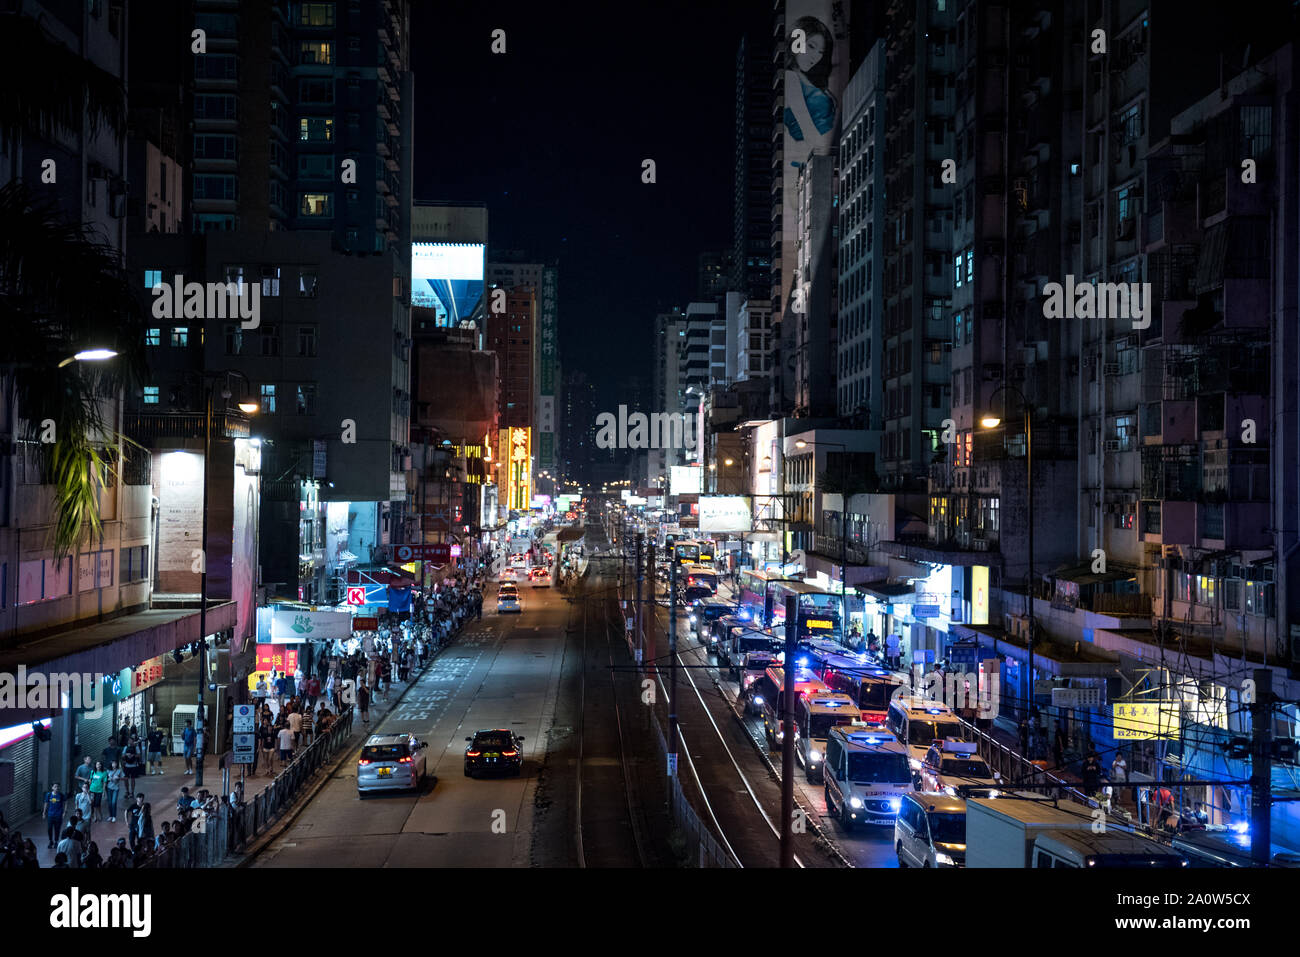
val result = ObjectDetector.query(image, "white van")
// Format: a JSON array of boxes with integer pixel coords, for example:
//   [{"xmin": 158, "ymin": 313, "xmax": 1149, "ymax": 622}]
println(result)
[
  {"xmin": 823, "ymin": 727, "xmax": 913, "ymax": 832},
  {"xmin": 895, "ymin": 792, "xmax": 967, "ymax": 867},
  {"xmin": 885, "ymin": 695, "xmax": 968, "ymax": 772}
]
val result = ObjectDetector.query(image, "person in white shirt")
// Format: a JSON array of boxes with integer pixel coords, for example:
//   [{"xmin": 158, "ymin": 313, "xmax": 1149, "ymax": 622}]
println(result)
[
  {"xmin": 255, "ymin": 675, "xmax": 268, "ymax": 698},
  {"xmin": 277, "ymin": 725, "xmax": 294, "ymax": 767},
  {"xmin": 287, "ymin": 708, "xmax": 303, "ymax": 746}
]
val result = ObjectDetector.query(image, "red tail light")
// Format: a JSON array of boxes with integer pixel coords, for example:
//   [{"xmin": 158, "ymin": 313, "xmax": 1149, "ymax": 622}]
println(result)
[
  {"xmin": 503, "ymin": 750, "xmax": 518, "ymax": 757},
  {"xmin": 466, "ymin": 750, "xmax": 481, "ymax": 757},
  {"xmin": 358, "ymin": 759, "xmax": 372, "ymax": 765},
  {"xmin": 398, "ymin": 756, "xmax": 412, "ymax": 764}
]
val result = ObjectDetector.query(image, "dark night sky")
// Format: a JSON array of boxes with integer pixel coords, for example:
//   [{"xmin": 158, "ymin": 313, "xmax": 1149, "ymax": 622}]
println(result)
[{"xmin": 412, "ymin": 0, "xmax": 766, "ymax": 409}]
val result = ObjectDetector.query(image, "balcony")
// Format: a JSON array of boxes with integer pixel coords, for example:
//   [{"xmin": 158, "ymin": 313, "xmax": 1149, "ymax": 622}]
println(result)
[{"xmin": 126, "ymin": 410, "xmax": 251, "ymax": 441}]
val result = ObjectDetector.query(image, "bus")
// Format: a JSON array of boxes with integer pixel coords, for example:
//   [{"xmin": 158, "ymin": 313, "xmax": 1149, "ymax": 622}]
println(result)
[
  {"xmin": 737, "ymin": 568, "xmax": 788, "ymax": 625},
  {"xmin": 820, "ymin": 654, "xmax": 905, "ymax": 727},
  {"xmin": 768, "ymin": 581, "xmax": 842, "ymax": 643},
  {"xmin": 695, "ymin": 539, "xmax": 717, "ymax": 567},
  {"xmin": 673, "ymin": 540, "xmax": 701, "ymax": 565}
]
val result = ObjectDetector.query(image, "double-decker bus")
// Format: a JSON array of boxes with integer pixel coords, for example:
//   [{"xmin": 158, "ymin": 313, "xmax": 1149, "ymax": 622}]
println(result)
[
  {"xmin": 737, "ymin": 568, "xmax": 787, "ymax": 625},
  {"xmin": 767, "ymin": 581, "xmax": 842, "ymax": 643},
  {"xmin": 673, "ymin": 540, "xmax": 701, "ymax": 565}
]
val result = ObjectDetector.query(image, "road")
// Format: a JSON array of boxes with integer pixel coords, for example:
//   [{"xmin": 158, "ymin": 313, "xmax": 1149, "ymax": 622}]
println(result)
[
  {"xmin": 249, "ymin": 548, "xmax": 652, "ymax": 868},
  {"xmin": 641, "ymin": 565, "xmax": 899, "ymax": 868}
]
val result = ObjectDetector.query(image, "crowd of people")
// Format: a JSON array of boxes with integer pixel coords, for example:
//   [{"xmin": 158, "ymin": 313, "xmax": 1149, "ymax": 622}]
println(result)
[{"xmin": 2, "ymin": 571, "xmax": 490, "ymax": 869}]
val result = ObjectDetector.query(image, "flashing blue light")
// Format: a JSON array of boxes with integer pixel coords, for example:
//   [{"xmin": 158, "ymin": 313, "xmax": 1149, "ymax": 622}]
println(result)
[
  {"xmin": 865, "ymin": 737, "xmax": 882, "ymax": 745},
  {"xmin": 797, "ymin": 657, "xmax": 809, "ymax": 668},
  {"xmin": 888, "ymin": 797, "xmax": 903, "ymax": 812},
  {"xmin": 1229, "ymin": 820, "xmax": 1250, "ymax": 835},
  {"xmin": 928, "ymin": 708, "xmax": 942, "ymax": 715}
]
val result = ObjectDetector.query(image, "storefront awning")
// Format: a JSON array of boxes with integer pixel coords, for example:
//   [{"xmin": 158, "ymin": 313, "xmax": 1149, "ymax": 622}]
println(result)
[
  {"xmin": 858, "ymin": 582, "xmax": 916, "ymax": 601},
  {"xmin": 347, "ymin": 567, "xmax": 416, "ymax": 588}
]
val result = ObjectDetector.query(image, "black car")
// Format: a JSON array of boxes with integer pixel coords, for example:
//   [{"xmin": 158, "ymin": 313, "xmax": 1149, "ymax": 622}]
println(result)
[{"xmin": 464, "ymin": 729, "xmax": 525, "ymax": 778}]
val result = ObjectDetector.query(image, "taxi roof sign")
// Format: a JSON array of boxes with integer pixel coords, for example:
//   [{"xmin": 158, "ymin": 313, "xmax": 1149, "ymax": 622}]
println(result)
[{"xmin": 939, "ymin": 739, "xmax": 977, "ymax": 754}]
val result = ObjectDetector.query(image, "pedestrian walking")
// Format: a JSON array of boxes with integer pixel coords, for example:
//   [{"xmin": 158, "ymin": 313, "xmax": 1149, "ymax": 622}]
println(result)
[
  {"xmin": 88, "ymin": 762, "xmax": 107, "ymax": 823},
  {"xmin": 75, "ymin": 783, "xmax": 94, "ymax": 832},
  {"xmin": 885, "ymin": 633, "xmax": 901, "ymax": 671},
  {"xmin": 1081, "ymin": 751, "xmax": 1104, "ymax": 798},
  {"xmin": 258, "ymin": 721, "xmax": 276, "ymax": 777},
  {"xmin": 133, "ymin": 801, "xmax": 154, "ymax": 851},
  {"xmin": 73, "ymin": 755, "xmax": 95, "ymax": 794},
  {"xmin": 101, "ymin": 735, "xmax": 122, "ymax": 770},
  {"xmin": 1111, "ymin": 752, "xmax": 1132, "ymax": 805},
  {"xmin": 122, "ymin": 738, "xmax": 144, "ymax": 793},
  {"xmin": 277, "ymin": 725, "xmax": 294, "ymax": 768},
  {"xmin": 42, "ymin": 783, "xmax": 65, "ymax": 848},
  {"xmin": 147, "ymin": 724, "xmax": 165, "ymax": 775},
  {"xmin": 56, "ymin": 825, "xmax": 83, "ymax": 869},
  {"xmin": 104, "ymin": 761, "xmax": 124, "ymax": 822},
  {"xmin": 181, "ymin": 719, "xmax": 196, "ymax": 774},
  {"xmin": 287, "ymin": 707, "xmax": 302, "ymax": 747},
  {"xmin": 357, "ymin": 683, "xmax": 371, "ymax": 727}
]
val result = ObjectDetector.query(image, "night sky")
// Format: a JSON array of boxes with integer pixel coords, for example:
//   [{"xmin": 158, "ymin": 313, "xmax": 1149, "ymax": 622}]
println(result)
[{"xmin": 412, "ymin": 0, "xmax": 766, "ymax": 409}]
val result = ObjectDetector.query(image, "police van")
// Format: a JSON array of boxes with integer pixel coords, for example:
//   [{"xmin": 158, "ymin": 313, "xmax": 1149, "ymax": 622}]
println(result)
[
  {"xmin": 739, "ymin": 651, "xmax": 776, "ymax": 713},
  {"xmin": 885, "ymin": 695, "xmax": 969, "ymax": 772},
  {"xmin": 689, "ymin": 597, "xmax": 731, "ymax": 641},
  {"xmin": 753, "ymin": 666, "xmax": 828, "ymax": 746},
  {"xmin": 795, "ymin": 692, "xmax": 859, "ymax": 782},
  {"xmin": 823, "ymin": 727, "xmax": 914, "ymax": 832}
]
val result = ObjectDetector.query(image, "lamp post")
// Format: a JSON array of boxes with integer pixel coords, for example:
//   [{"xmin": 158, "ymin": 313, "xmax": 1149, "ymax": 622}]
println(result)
[
  {"xmin": 794, "ymin": 438, "xmax": 849, "ymax": 647},
  {"xmin": 195, "ymin": 372, "xmax": 257, "ymax": 787},
  {"xmin": 978, "ymin": 383, "xmax": 1033, "ymax": 721}
]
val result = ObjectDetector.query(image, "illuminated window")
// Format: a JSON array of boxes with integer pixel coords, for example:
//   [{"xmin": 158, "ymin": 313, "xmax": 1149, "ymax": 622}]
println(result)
[
  {"xmin": 299, "ymin": 192, "xmax": 333, "ymax": 217},
  {"xmin": 145, "ymin": 328, "xmax": 161, "ymax": 346},
  {"xmin": 260, "ymin": 384, "xmax": 277, "ymax": 413},
  {"xmin": 299, "ymin": 117, "xmax": 334, "ymax": 142},
  {"xmin": 143, "ymin": 386, "xmax": 160, "ymax": 405},
  {"xmin": 170, "ymin": 327, "xmax": 189, "ymax": 347},
  {"xmin": 300, "ymin": 41, "xmax": 332, "ymax": 65}
]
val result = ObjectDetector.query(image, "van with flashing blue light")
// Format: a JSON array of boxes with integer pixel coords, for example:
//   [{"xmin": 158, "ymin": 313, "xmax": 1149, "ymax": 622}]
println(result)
[
  {"xmin": 821, "ymin": 654, "xmax": 906, "ymax": 727},
  {"xmin": 886, "ymin": 695, "xmax": 969, "ymax": 773},
  {"xmin": 795, "ymin": 692, "xmax": 859, "ymax": 782},
  {"xmin": 824, "ymin": 727, "xmax": 914, "ymax": 832}
]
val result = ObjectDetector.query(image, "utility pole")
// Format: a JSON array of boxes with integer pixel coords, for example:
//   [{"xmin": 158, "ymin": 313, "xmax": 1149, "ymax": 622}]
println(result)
[
  {"xmin": 634, "ymin": 533, "xmax": 644, "ymax": 665},
  {"xmin": 646, "ymin": 542, "xmax": 656, "ymax": 671},
  {"xmin": 195, "ymin": 385, "xmax": 211, "ymax": 788},
  {"xmin": 779, "ymin": 594, "xmax": 797, "ymax": 867},
  {"xmin": 668, "ymin": 555, "xmax": 679, "ymax": 780},
  {"xmin": 1250, "ymin": 666, "xmax": 1273, "ymax": 865}
]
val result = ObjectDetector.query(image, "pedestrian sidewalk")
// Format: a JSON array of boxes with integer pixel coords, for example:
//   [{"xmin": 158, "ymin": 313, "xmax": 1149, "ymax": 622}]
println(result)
[{"xmin": 25, "ymin": 668, "xmax": 435, "ymax": 868}]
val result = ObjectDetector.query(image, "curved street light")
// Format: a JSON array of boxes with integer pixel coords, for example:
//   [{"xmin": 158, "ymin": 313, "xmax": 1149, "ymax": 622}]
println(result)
[
  {"xmin": 56, "ymin": 348, "xmax": 118, "ymax": 368},
  {"xmin": 977, "ymin": 382, "xmax": 1035, "ymax": 717}
]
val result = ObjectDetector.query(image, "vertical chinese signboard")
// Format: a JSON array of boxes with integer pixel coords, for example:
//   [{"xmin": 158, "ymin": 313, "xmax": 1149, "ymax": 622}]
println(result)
[{"xmin": 538, "ymin": 266, "xmax": 558, "ymax": 470}]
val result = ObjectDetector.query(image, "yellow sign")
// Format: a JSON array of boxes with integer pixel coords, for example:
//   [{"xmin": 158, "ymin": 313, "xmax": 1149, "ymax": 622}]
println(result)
[
  {"xmin": 971, "ymin": 566, "xmax": 989, "ymax": 625},
  {"xmin": 1113, "ymin": 701, "xmax": 1180, "ymax": 740},
  {"xmin": 805, "ymin": 619, "xmax": 834, "ymax": 630},
  {"xmin": 498, "ymin": 427, "xmax": 532, "ymax": 511}
]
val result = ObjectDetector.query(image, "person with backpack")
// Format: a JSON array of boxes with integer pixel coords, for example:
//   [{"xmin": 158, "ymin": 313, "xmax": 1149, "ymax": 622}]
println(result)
[
  {"xmin": 122, "ymin": 738, "xmax": 144, "ymax": 793},
  {"xmin": 42, "ymin": 782, "xmax": 65, "ymax": 849}
]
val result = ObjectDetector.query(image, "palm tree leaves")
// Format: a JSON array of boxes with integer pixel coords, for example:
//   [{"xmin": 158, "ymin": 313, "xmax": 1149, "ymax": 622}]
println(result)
[
  {"xmin": 0, "ymin": 13, "xmax": 127, "ymax": 141},
  {"xmin": 0, "ymin": 182, "xmax": 146, "ymax": 558}
]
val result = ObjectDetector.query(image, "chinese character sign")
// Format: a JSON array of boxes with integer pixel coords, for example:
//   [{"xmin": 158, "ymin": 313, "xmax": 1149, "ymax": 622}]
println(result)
[{"xmin": 256, "ymin": 644, "xmax": 300, "ymax": 674}]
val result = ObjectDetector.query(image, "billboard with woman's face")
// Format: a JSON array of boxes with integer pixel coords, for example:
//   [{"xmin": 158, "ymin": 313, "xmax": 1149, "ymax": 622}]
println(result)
[{"xmin": 780, "ymin": 2, "xmax": 848, "ymax": 319}]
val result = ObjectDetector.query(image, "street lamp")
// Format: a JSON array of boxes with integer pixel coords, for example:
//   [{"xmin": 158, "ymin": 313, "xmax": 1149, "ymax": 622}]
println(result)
[
  {"xmin": 978, "ymin": 383, "xmax": 1034, "ymax": 720},
  {"xmin": 794, "ymin": 438, "xmax": 850, "ymax": 647},
  {"xmin": 195, "ymin": 371, "xmax": 257, "ymax": 787},
  {"xmin": 56, "ymin": 348, "xmax": 119, "ymax": 368}
]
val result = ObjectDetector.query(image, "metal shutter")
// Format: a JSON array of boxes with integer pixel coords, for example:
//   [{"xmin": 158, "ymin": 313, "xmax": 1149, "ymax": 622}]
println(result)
[{"xmin": 0, "ymin": 735, "xmax": 38, "ymax": 826}]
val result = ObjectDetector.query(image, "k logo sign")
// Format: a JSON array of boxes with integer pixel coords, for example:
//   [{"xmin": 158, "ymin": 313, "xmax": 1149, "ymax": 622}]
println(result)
[{"xmin": 346, "ymin": 587, "xmax": 366, "ymax": 606}]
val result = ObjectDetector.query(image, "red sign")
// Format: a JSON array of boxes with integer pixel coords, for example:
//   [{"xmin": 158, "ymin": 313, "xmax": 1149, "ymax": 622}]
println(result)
[
  {"xmin": 393, "ymin": 543, "xmax": 451, "ymax": 564},
  {"xmin": 132, "ymin": 657, "xmax": 165, "ymax": 695},
  {"xmin": 352, "ymin": 617, "xmax": 379, "ymax": 632},
  {"xmin": 256, "ymin": 644, "xmax": 299, "ymax": 674},
  {"xmin": 346, "ymin": 586, "xmax": 367, "ymax": 605}
]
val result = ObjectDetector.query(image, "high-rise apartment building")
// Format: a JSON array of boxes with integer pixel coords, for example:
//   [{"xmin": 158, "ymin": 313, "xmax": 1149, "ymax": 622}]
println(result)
[{"xmin": 837, "ymin": 42, "xmax": 885, "ymax": 426}]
